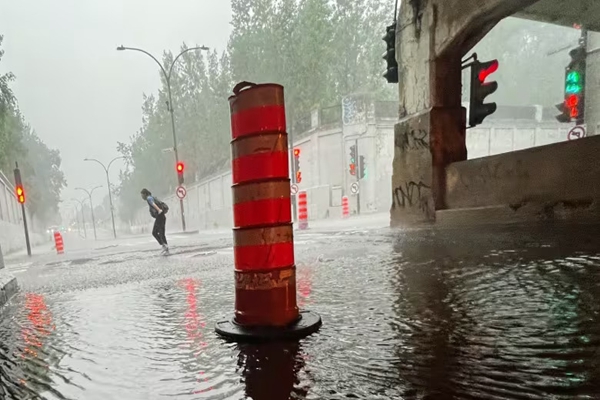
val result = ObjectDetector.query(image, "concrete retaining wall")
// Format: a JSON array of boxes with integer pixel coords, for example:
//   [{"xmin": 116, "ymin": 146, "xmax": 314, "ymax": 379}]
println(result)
[{"xmin": 446, "ymin": 135, "xmax": 600, "ymax": 219}]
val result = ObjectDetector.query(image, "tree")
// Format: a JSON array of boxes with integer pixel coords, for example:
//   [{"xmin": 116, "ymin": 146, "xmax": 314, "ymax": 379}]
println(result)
[
  {"xmin": 20, "ymin": 127, "xmax": 67, "ymax": 226},
  {"xmin": 0, "ymin": 34, "xmax": 66, "ymax": 227},
  {"xmin": 116, "ymin": 0, "xmax": 398, "ymax": 219}
]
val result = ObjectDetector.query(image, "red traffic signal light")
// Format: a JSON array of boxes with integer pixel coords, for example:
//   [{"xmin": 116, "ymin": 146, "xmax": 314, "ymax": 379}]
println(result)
[
  {"xmin": 469, "ymin": 58, "xmax": 499, "ymax": 127},
  {"xmin": 293, "ymin": 148, "xmax": 300, "ymax": 157},
  {"xmin": 478, "ymin": 60, "xmax": 498, "ymax": 83},
  {"xmin": 16, "ymin": 185, "xmax": 25, "ymax": 204},
  {"xmin": 176, "ymin": 162, "xmax": 184, "ymax": 173}
]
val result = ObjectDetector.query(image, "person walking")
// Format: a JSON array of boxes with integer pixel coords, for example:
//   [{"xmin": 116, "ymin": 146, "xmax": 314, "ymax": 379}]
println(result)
[{"xmin": 141, "ymin": 188, "xmax": 169, "ymax": 254}]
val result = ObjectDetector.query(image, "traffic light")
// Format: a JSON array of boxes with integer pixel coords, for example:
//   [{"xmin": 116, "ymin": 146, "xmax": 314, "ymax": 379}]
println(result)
[
  {"xmin": 382, "ymin": 22, "xmax": 398, "ymax": 83},
  {"xmin": 469, "ymin": 59, "xmax": 499, "ymax": 127},
  {"xmin": 293, "ymin": 148, "xmax": 301, "ymax": 183},
  {"xmin": 349, "ymin": 145, "xmax": 357, "ymax": 175},
  {"xmin": 13, "ymin": 165, "xmax": 25, "ymax": 204},
  {"xmin": 556, "ymin": 46, "xmax": 586, "ymax": 124},
  {"xmin": 16, "ymin": 185, "xmax": 25, "ymax": 204},
  {"xmin": 176, "ymin": 162, "xmax": 184, "ymax": 185},
  {"xmin": 358, "ymin": 156, "xmax": 366, "ymax": 179}
]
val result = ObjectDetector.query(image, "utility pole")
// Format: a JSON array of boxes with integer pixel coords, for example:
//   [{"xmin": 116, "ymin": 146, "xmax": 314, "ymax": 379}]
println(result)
[
  {"xmin": 117, "ymin": 45, "xmax": 209, "ymax": 232},
  {"xmin": 84, "ymin": 157, "xmax": 124, "ymax": 239},
  {"xmin": 76, "ymin": 186, "xmax": 101, "ymax": 240},
  {"xmin": 14, "ymin": 162, "xmax": 31, "ymax": 257}
]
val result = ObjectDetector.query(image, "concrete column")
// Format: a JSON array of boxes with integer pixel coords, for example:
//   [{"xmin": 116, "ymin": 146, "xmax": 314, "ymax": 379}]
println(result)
[{"xmin": 389, "ymin": 0, "xmax": 535, "ymax": 227}]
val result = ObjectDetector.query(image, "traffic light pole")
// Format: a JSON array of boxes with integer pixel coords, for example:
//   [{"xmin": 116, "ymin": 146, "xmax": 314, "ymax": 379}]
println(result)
[
  {"xmin": 14, "ymin": 162, "xmax": 31, "ymax": 257},
  {"xmin": 577, "ymin": 26, "xmax": 588, "ymax": 126},
  {"xmin": 355, "ymin": 139, "xmax": 361, "ymax": 215},
  {"xmin": 20, "ymin": 202, "xmax": 31, "ymax": 257}
]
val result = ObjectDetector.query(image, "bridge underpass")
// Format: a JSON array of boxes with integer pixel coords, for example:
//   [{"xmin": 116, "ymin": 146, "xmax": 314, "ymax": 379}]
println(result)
[{"xmin": 390, "ymin": 0, "xmax": 600, "ymax": 227}]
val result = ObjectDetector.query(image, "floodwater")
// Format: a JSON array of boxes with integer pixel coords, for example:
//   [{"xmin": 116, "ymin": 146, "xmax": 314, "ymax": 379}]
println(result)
[{"xmin": 1, "ymin": 223, "xmax": 600, "ymax": 399}]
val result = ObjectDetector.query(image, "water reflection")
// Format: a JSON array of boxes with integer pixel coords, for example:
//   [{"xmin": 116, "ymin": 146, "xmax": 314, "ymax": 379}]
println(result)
[
  {"xmin": 237, "ymin": 341, "xmax": 306, "ymax": 400},
  {"xmin": 297, "ymin": 265, "xmax": 314, "ymax": 309},
  {"xmin": 389, "ymin": 224, "xmax": 600, "ymax": 399},
  {"xmin": 1, "ymin": 223, "xmax": 599, "ymax": 399},
  {"xmin": 179, "ymin": 277, "xmax": 212, "ymax": 395}
]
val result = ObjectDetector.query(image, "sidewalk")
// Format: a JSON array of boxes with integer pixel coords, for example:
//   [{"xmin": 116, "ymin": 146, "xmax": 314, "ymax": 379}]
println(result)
[{"xmin": 294, "ymin": 212, "xmax": 390, "ymax": 232}]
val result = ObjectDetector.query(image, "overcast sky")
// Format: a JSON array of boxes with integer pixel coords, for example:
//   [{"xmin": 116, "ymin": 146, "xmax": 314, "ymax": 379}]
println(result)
[{"xmin": 0, "ymin": 0, "xmax": 232, "ymax": 211}]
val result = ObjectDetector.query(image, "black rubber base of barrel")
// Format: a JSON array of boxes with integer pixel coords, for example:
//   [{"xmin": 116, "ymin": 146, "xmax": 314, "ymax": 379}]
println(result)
[{"xmin": 215, "ymin": 310, "xmax": 322, "ymax": 342}]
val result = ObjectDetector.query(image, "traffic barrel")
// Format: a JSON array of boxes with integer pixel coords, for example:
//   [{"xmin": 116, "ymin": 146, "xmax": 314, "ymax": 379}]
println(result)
[
  {"xmin": 297, "ymin": 191, "xmax": 308, "ymax": 230},
  {"xmin": 341, "ymin": 195, "xmax": 349, "ymax": 219},
  {"xmin": 53, "ymin": 231, "xmax": 64, "ymax": 255},
  {"xmin": 215, "ymin": 81, "xmax": 321, "ymax": 341}
]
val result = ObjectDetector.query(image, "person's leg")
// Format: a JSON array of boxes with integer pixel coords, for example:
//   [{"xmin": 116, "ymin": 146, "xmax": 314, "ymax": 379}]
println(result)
[
  {"xmin": 152, "ymin": 217, "xmax": 163, "ymax": 245},
  {"xmin": 160, "ymin": 216, "xmax": 168, "ymax": 246}
]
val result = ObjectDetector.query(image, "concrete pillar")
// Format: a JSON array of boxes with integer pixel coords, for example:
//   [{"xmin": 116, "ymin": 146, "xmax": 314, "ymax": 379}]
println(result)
[{"xmin": 390, "ymin": 0, "xmax": 538, "ymax": 227}]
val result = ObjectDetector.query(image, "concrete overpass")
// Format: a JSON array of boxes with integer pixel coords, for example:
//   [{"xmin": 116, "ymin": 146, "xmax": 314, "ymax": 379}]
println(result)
[{"xmin": 391, "ymin": 0, "xmax": 600, "ymax": 227}]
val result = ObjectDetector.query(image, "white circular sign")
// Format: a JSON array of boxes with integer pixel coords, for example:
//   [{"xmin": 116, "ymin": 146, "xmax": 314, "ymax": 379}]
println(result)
[
  {"xmin": 290, "ymin": 183, "xmax": 299, "ymax": 195},
  {"xmin": 568, "ymin": 125, "xmax": 586, "ymax": 141},
  {"xmin": 176, "ymin": 185, "xmax": 187, "ymax": 199},
  {"xmin": 350, "ymin": 182, "xmax": 359, "ymax": 195}
]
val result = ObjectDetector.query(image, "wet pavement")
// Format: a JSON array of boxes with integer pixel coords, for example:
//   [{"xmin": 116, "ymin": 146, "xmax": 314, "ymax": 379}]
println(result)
[{"xmin": 1, "ymin": 217, "xmax": 600, "ymax": 399}]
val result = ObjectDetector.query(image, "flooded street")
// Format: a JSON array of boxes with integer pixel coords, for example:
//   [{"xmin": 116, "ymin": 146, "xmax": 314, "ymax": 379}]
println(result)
[{"xmin": 1, "ymin": 222, "xmax": 600, "ymax": 399}]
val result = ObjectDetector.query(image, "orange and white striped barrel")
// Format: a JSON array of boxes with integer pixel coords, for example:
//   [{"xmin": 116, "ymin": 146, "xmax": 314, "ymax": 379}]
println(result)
[
  {"xmin": 228, "ymin": 81, "xmax": 298, "ymax": 328},
  {"xmin": 54, "ymin": 231, "xmax": 64, "ymax": 255},
  {"xmin": 297, "ymin": 191, "xmax": 308, "ymax": 230},
  {"xmin": 341, "ymin": 195, "xmax": 349, "ymax": 218}
]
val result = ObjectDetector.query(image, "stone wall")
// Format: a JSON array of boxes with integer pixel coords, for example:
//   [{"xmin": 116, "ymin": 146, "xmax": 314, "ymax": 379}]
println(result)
[{"xmin": 446, "ymin": 135, "xmax": 600, "ymax": 217}]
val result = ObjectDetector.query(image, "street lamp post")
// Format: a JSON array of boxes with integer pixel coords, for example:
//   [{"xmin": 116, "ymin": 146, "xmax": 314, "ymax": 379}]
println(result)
[
  {"xmin": 84, "ymin": 157, "xmax": 124, "ymax": 239},
  {"xmin": 116, "ymin": 44, "xmax": 209, "ymax": 233},
  {"xmin": 75, "ymin": 186, "xmax": 102, "ymax": 240},
  {"xmin": 71, "ymin": 198, "xmax": 87, "ymax": 239}
]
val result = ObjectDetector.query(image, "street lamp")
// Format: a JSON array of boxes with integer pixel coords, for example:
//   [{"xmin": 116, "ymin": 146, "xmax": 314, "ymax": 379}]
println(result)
[
  {"xmin": 75, "ymin": 186, "xmax": 102, "ymax": 240},
  {"xmin": 116, "ymin": 44, "xmax": 209, "ymax": 232},
  {"xmin": 71, "ymin": 198, "xmax": 87, "ymax": 239},
  {"xmin": 84, "ymin": 156, "xmax": 124, "ymax": 239}
]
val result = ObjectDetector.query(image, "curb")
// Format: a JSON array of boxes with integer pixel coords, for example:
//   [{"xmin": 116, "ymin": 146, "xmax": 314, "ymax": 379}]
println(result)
[{"xmin": 0, "ymin": 273, "xmax": 19, "ymax": 309}]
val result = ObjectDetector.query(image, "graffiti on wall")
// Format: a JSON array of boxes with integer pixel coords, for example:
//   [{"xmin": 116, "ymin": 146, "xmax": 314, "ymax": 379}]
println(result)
[
  {"xmin": 392, "ymin": 181, "xmax": 432, "ymax": 217},
  {"xmin": 457, "ymin": 159, "xmax": 530, "ymax": 189},
  {"xmin": 395, "ymin": 128, "xmax": 429, "ymax": 152}
]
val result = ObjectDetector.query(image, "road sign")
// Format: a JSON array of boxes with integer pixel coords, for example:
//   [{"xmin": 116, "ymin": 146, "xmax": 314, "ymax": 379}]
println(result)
[
  {"xmin": 290, "ymin": 183, "xmax": 299, "ymax": 195},
  {"xmin": 350, "ymin": 182, "xmax": 359, "ymax": 195},
  {"xmin": 176, "ymin": 185, "xmax": 187, "ymax": 200},
  {"xmin": 568, "ymin": 125, "xmax": 586, "ymax": 141}
]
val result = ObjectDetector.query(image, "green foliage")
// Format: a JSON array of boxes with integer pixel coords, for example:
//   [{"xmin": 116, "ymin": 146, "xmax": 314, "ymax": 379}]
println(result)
[
  {"xmin": 0, "ymin": 35, "xmax": 66, "ymax": 226},
  {"xmin": 117, "ymin": 0, "xmax": 396, "ymax": 221}
]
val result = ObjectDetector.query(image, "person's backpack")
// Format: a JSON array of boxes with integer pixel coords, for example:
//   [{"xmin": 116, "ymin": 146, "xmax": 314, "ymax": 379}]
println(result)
[{"xmin": 155, "ymin": 199, "xmax": 169, "ymax": 214}]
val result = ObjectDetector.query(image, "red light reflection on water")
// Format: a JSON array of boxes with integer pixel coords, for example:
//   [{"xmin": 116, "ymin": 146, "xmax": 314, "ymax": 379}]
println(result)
[
  {"xmin": 179, "ymin": 278, "xmax": 212, "ymax": 394},
  {"xmin": 21, "ymin": 293, "xmax": 55, "ymax": 359},
  {"xmin": 297, "ymin": 267, "xmax": 313, "ymax": 308}
]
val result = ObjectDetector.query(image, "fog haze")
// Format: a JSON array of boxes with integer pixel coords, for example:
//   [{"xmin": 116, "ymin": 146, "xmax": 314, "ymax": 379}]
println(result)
[{"xmin": 0, "ymin": 0, "xmax": 232, "ymax": 207}]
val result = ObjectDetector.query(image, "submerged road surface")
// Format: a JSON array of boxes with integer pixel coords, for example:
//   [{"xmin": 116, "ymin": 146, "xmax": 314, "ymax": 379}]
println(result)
[{"xmin": 1, "ymin": 217, "xmax": 600, "ymax": 400}]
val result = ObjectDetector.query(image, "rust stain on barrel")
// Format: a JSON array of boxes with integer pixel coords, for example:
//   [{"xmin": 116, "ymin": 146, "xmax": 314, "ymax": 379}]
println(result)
[
  {"xmin": 234, "ymin": 224, "xmax": 293, "ymax": 247},
  {"xmin": 231, "ymin": 133, "xmax": 287, "ymax": 158},
  {"xmin": 229, "ymin": 84, "xmax": 285, "ymax": 113},
  {"xmin": 233, "ymin": 180, "xmax": 290, "ymax": 205}
]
